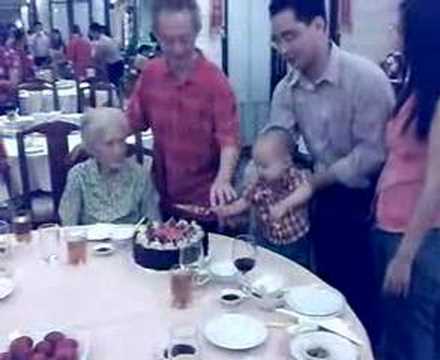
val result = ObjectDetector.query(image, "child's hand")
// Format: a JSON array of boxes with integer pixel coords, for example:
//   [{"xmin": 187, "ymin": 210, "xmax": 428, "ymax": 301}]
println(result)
[
  {"xmin": 212, "ymin": 205, "xmax": 230, "ymax": 218},
  {"xmin": 269, "ymin": 201, "xmax": 289, "ymax": 221}
]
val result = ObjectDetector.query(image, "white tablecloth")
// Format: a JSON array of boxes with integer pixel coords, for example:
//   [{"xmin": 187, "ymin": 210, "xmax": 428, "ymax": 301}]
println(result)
[
  {"xmin": 0, "ymin": 232, "xmax": 373, "ymax": 359},
  {"xmin": 19, "ymin": 81, "xmax": 120, "ymax": 115}
]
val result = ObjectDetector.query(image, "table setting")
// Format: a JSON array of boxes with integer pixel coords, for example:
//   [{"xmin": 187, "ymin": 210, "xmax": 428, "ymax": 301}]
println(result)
[{"xmin": 0, "ymin": 221, "xmax": 374, "ymax": 360}]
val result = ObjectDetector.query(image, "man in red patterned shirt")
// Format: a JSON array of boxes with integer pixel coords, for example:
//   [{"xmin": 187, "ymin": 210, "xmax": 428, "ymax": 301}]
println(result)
[{"xmin": 127, "ymin": 0, "xmax": 240, "ymax": 230}]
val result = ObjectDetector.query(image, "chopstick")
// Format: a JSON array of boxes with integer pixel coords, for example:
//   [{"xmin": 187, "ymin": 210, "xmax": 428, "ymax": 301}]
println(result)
[
  {"xmin": 276, "ymin": 308, "xmax": 300, "ymax": 323},
  {"xmin": 266, "ymin": 322, "xmax": 292, "ymax": 329},
  {"xmin": 134, "ymin": 216, "xmax": 148, "ymax": 233}
]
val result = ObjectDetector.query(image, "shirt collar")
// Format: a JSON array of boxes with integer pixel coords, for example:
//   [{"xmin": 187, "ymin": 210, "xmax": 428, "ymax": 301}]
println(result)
[
  {"xmin": 91, "ymin": 158, "xmax": 128, "ymax": 180},
  {"xmin": 164, "ymin": 49, "xmax": 205, "ymax": 86},
  {"xmin": 287, "ymin": 43, "xmax": 341, "ymax": 89}
]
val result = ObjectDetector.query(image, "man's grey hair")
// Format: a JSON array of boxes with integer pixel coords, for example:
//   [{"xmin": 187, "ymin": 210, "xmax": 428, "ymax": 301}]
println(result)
[
  {"xmin": 152, "ymin": 0, "xmax": 202, "ymax": 34},
  {"xmin": 81, "ymin": 107, "xmax": 128, "ymax": 156}
]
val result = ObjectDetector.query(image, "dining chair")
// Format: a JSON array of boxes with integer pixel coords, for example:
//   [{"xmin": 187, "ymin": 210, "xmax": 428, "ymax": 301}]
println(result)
[
  {"xmin": 16, "ymin": 120, "xmax": 80, "ymax": 224},
  {"xmin": 76, "ymin": 80, "xmax": 121, "ymax": 113}
]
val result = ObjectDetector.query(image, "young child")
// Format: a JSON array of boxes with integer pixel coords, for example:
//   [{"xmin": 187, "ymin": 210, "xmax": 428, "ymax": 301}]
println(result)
[{"xmin": 215, "ymin": 126, "xmax": 312, "ymax": 268}]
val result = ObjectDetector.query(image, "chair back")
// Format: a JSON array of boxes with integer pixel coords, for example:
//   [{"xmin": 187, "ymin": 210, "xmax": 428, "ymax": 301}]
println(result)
[
  {"xmin": 16, "ymin": 120, "xmax": 80, "ymax": 211},
  {"xmin": 76, "ymin": 80, "xmax": 120, "ymax": 112}
]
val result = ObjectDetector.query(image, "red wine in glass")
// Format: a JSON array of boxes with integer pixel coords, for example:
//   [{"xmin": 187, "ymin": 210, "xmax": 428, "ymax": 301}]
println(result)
[
  {"xmin": 234, "ymin": 257, "xmax": 256, "ymax": 274},
  {"xmin": 232, "ymin": 235, "xmax": 258, "ymax": 284}
]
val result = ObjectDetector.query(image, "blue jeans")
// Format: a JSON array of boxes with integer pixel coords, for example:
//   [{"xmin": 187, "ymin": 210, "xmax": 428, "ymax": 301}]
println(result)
[
  {"xmin": 371, "ymin": 228, "xmax": 440, "ymax": 360},
  {"xmin": 257, "ymin": 234, "xmax": 311, "ymax": 269}
]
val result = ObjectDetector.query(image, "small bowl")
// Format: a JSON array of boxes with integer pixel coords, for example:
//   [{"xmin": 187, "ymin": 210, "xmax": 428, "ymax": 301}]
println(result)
[
  {"xmin": 111, "ymin": 226, "xmax": 135, "ymax": 249},
  {"xmin": 87, "ymin": 224, "xmax": 112, "ymax": 241},
  {"xmin": 209, "ymin": 261, "xmax": 238, "ymax": 283},
  {"xmin": 250, "ymin": 290, "xmax": 285, "ymax": 311},
  {"xmin": 219, "ymin": 289, "xmax": 245, "ymax": 307},
  {"xmin": 92, "ymin": 243, "xmax": 115, "ymax": 257}
]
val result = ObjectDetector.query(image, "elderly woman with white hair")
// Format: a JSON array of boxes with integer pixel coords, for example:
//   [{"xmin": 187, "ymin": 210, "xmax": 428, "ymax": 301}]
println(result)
[{"xmin": 59, "ymin": 107, "xmax": 160, "ymax": 226}]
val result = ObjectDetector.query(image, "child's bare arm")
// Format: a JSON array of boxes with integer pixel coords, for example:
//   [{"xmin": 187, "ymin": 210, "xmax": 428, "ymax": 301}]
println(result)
[
  {"xmin": 270, "ymin": 171, "xmax": 312, "ymax": 220},
  {"xmin": 213, "ymin": 198, "xmax": 250, "ymax": 218}
]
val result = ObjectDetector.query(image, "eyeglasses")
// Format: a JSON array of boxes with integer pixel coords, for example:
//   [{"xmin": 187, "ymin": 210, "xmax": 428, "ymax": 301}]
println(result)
[{"xmin": 271, "ymin": 30, "xmax": 300, "ymax": 50}]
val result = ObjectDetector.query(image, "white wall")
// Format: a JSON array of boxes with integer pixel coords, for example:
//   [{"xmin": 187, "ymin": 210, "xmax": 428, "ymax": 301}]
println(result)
[
  {"xmin": 227, "ymin": 0, "xmax": 271, "ymax": 145},
  {"xmin": 197, "ymin": 0, "xmax": 222, "ymax": 68},
  {"xmin": 341, "ymin": 0, "xmax": 400, "ymax": 63}
]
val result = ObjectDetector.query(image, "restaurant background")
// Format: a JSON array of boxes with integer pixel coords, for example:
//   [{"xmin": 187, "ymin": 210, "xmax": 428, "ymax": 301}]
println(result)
[{"xmin": 1, "ymin": 0, "xmax": 400, "ymax": 144}]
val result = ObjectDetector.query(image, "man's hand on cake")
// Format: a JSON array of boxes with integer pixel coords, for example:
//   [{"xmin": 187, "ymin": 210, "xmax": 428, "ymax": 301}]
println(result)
[{"xmin": 210, "ymin": 178, "xmax": 237, "ymax": 207}]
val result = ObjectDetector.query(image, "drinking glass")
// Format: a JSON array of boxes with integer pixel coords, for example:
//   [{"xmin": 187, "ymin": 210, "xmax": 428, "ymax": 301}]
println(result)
[
  {"xmin": 167, "ymin": 325, "xmax": 200, "ymax": 360},
  {"xmin": 38, "ymin": 223, "xmax": 60, "ymax": 263},
  {"xmin": 12, "ymin": 211, "xmax": 32, "ymax": 243},
  {"xmin": 170, "ymin": 265, "xmax": 193, "ymax": 309},
  {"xmin": 232, "ymin": 234, "xmax": 258, "ymax": 287},
  {"xmin": 179, "ymin": 238, "xmax": 203, "ymax": 271},
  {"xmin": 64, "ymin": 229, "xmax": 87, "ymax": 265}
]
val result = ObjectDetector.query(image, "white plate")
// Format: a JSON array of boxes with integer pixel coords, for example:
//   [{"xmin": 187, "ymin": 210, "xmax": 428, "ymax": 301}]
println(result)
[
  {"xmin": 111, "ymin": 226, "xmax": 135, "ymax": 241},
  {"xmin": 0, "ymin": 278, "xmax": 14, "ymax": 300},
  {"xmin": 87, "ymin": 224, "xmax": 113, "ymax": 241},
  {"xmin": 204, "ymin": 314, "xmax": 268, "ymax": 350},
  {"xmin": 92, "ymin": 243, "xmax": 115, "ymax": 256},
  {"xmin": 0, "ymin": 328, "xmax": 90, "ymax": 360},
  {"xmin": 209, "ymin": 261, "xmax": 237, "ymax": 282},
  {"xmin": 289, "ymin": 331, "xmax": 358, "ymax": 360},
  {"xmin": 284, "ymin": 286, "xmax": 345, "ymax": 317}
]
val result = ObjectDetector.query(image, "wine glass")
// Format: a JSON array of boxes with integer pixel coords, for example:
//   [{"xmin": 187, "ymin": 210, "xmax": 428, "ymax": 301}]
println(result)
[
  {"xmin": 232, "ymin": 234, "xmax": 258, "ymax": 288},
  {"xmin": 38, "ymin": 223, "xmax": 60, "ymax": 264},
  {"xmin": 179, "ymin": 238, "xmax": 203, "ymax": 271},
  {"xmin": 167, "ymin": 325, "xmax": 200, "ymax": 360}
]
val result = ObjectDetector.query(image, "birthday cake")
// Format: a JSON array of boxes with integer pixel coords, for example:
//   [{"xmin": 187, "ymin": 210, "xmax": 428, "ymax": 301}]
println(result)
[{"xmin": 133, "ymin": 219, "xmax": 208, "ymax": 271}]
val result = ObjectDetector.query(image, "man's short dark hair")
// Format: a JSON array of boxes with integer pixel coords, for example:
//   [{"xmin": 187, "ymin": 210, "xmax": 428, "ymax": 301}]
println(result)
[
  {"xmin": 89, "ymin": 22, "xmax": 103, "ymax": 33},
  {"xmin": 72, "ymin": 25, "xmax": 81, "ymax": 35},
  {"xmin": 269, "ymin": 0, "xmax": 327, "ymax": 24}
]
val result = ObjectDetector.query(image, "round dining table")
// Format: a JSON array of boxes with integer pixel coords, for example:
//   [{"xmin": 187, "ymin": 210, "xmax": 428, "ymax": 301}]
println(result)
[{"xmin": 0, "ymin": 230, "xmax": 374, "ymax": 359}]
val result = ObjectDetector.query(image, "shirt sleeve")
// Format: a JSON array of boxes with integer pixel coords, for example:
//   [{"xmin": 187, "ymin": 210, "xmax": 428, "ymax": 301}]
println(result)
[
  {"xmin": 59, "ymin": 167, "xmax": 83, "ymax": 226},
  {"xmin": 328, "ymin": 65, "xmax": 395, "ymax": 187},
  {"xmin": 66, "ymin": 41, "xmax": 75, "ymax": 63},
  {"xmin": 139, "ymin": 167, "xmax": 162, "ymax": 222},
  {"xmin": 268, "ymin": 79, "xmax": 300, "ymax": 142},
  {"xmin": 212, "ymin": 70, "xmax": 240, "ymax": 147},
  {"xmin": 126, "ymin": 70, "xmax": 151, "ymax": 132}
]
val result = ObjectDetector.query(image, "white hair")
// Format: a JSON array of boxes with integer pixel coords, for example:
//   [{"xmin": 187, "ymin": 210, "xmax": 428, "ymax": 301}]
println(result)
[{"xmin": 81, "ymin": 107, "xmax": 129, "ymax": 156}]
